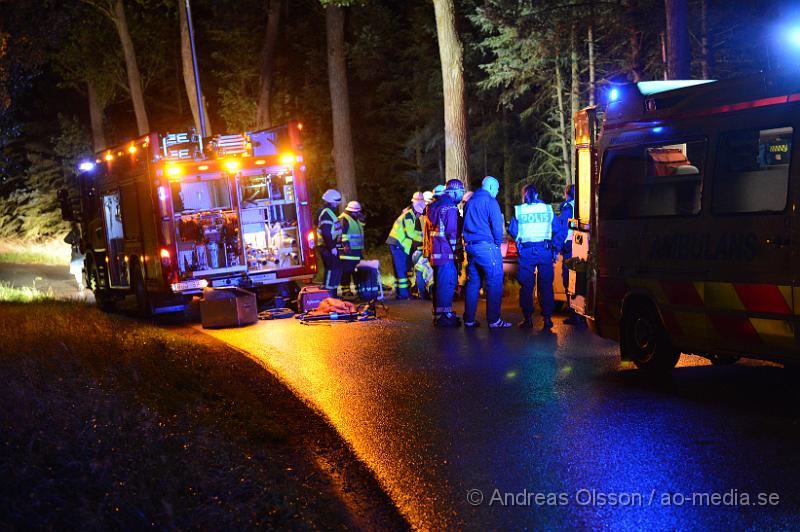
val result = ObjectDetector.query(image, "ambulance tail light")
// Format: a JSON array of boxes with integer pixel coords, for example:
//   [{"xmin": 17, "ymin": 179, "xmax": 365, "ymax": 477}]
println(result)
[
  {"xmin": 307, "ymin": 230, "xmax": 315, "ymax": 250},
  {"xmin": 576, "ymin": 148, "xmax": 592, "ymax": 226},
  {"xmin": 573, "ymin": 107, "xmax": 597, "ymax": 227}
]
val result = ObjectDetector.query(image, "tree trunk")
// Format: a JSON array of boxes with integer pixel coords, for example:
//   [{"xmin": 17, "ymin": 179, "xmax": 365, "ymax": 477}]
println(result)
[
  {"xmin": 326, "ymin": 6, "xmax": 357, "ymax": 202},
  {"xmin": 173, "ymin": 48, "xmax": 184, "ymax": 116},
  {"xmin": 112, "ymin": 0, "xmax": 149, "ymax": 135},
  {"xmin": 414, "ymin": 128, "xmax": 423, "ymax": 175},
  {"xmin": 665, "ymin": 0, "xmax": 691, "ymax": 79},
  {"xmin": 626, "ymin": 0, "xmax": 644, "ymax": 82},
  {"xmin": 570, "ymin": 23, "xmax": 579, "ymax": 181},
  {"xmin": 178, "ymin": 0, "xmax": 205, "ymax": 136},
  {"xmin": 432, "ymin": 0, "xmax": 469, "ymax": 186},
  {"xmin": 501, "ymin": 108, "xmax": 513, "ymax": 220},
  {"xmin": 587, "ymin": 22, "xmax": 596, "ymax": 106},
  {"xmin": 256, "ymin": 0, "xmax": 281, "ymax": 129},
  {"xmin": 87, "ymin": 79, "xmax": 106, "ymax": 152},
  {"xmin": 554, "ymin": 60, "xmax": 570, "ymax": 184},
  {"xmin": 700, "ymin": 0, "xmax": 713, "ymax": 79}
]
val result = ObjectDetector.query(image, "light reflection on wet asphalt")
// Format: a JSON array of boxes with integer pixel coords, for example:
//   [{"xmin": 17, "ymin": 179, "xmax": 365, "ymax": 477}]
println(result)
[{"xmin": 197, "ymin": 300, "xmax": 800, "ymax": 530}]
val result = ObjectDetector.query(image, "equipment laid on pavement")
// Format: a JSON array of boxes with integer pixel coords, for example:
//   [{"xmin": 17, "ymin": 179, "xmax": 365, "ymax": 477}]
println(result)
[
  {"xmin": 258, "ymin": 308, "xmax": 295, "ymax": 320},
  {"xmin": 200, "ymin": 287, "xmax": 258, "ymax": 328},
  {"xmin": 298, "ymin": 285, "xmax": 330, "ymax": 312},
  {"xmin": 296, "ymin": 297, "xmax": 378, "ymax": 323},
  {"xmin": 355, "ymin": 259, "xmax": 383, "ymax": 301}
]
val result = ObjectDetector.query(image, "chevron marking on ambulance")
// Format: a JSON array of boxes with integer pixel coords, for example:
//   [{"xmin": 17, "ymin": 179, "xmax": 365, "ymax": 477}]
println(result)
[{"xmin": 610, "ymin": 277, "xmax": 796, "ymax": 347}]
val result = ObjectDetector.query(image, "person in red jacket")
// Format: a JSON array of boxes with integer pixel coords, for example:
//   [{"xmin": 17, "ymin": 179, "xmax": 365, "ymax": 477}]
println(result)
[{"xmin": 423, "ymin": 179, "xmax": 464, "ymax": 327}]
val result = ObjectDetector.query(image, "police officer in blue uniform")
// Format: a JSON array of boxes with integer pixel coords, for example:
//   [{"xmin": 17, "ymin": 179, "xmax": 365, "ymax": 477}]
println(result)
[
  {"xmin": 557, "ymin": 184, "xmax": 581, "ymax": 324},
  {"xmin": 508, "ymin": 184, "xmax": 564, "ymax": 331}
]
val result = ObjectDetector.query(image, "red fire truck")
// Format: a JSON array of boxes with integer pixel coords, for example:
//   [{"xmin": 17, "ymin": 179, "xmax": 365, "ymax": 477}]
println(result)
[
  {"xmin": 61, "ymin": 122, "xmax": 316, "ymax": 315},
  {"xmin": 567, "ymin": 73, "xmax": 800, "ymax": 372}
]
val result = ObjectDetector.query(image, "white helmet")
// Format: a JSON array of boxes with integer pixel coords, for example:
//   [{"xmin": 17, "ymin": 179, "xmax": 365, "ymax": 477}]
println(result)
[
  {"xmin": 411, "ymin": 191, "xmax": 426, "ymax": 214},
  {"xmin": 422, "ymin": 191, "xmax": 434, "ymax": 203},
  {"xmin": 322, "ymin": 189, "xmax": 342, "ymax": 203},
  {"xmin": 345, "ymin": 200, "xmax": 362, "ymax": 213}
]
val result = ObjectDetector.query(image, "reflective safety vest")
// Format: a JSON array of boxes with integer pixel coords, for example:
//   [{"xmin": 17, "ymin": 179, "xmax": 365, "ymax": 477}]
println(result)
[
  {"xmin": 562, "ymin": 199, "xmax": 574, "ymax": 243},
  {"xmin": 425, "ymin": 197, "xmax": 460, "ymax": 266},
  {"xmin": 316, "ymin": 207, "xmax": 342, "ymax": 247},
  {"xmin": 514, "ymin": 202, "xmax": 554, "ymax": 243},
  {"xmin": 386, "ymin": 207, "xmax": 422, "ymax": 255},
  {"xmin": 338, "ymin": 212, "xmax": 364, "ymax": 261},
  {"xmin": 414, "ymin": 255, "xmax": 434, "ymax": 289}
]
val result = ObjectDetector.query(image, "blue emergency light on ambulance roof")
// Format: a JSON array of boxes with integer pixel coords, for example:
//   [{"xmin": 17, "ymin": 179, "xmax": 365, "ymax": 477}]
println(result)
[
  {"xmin": 78, "ymin": 161, "xmax": 95, "ymax": 172},
  {"xmin": 651, "ymin": 126, "xmax": 665, "ymax": 134},
  {"xmin": 609, "ymin": 88, "xmax": 621, "ymax": 102},
  {"xmin": 789, "ymin": 27, "xmax": 800, "ymax": 47}
]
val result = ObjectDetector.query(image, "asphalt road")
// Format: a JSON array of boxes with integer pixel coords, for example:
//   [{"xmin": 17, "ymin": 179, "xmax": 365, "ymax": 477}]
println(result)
[
  {"xmin": 198, "ymin": 298, "xmax": 800, "ymax": 531},
  {"xmin": 4, "ymin": 263, "xmax": 798, "ymax": 529}
]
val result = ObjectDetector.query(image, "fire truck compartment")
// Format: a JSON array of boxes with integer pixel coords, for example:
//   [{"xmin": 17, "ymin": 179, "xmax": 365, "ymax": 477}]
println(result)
[
  {"xmin": 239, "ymin": 169, "xmax": 303, "ymax": 273},
  {"xmin": 172, "ymin": 177, "xmax": 245, "ymax": 278}
]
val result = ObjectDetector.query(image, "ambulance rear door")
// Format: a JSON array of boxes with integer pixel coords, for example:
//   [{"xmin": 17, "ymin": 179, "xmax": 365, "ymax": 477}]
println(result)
[{"xmin": 703, "ymin": 114, "xmax": 798, "ymax": 359}]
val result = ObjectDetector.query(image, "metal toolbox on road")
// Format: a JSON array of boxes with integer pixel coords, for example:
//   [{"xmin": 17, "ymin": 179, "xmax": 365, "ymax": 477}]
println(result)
[{"xmin": 200, "ymin": 287, "xmax": 258, "ymax": 328}]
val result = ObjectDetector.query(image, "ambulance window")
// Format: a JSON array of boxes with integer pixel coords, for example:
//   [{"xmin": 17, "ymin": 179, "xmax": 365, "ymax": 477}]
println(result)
[
  {"xmin": 712, "ymin": 126, "xmax": 792, "ymax": 214},
  {"xmin": 598, "ymin": 147, "xmax": 644, "ymax": 219},
  {"xmin": 600, "ymin": 140, "xmax": 705, "ymax": 219},
  {"xmin": 639, "ymin": 141, "xmax": 705, "ymax": 217}
]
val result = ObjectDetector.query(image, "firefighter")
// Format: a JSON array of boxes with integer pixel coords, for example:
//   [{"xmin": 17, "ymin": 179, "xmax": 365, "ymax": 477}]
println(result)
[
  {"xmin": 338, "ymin": 201, "xmax": 365, "ymax": 296},
  {"xmin": 412, "ymin": 250, "xmax": 433, "ymax": 300},
  {"xmin": 316, "ymin": 189, "xmax": 343, "ymax": 296},
  {"xmin": 557, "ymin": 184, "xmax": 581, "ymax": 324},
  {"xmin": 386, "ymin": 192, "xmax": 425, "ymax": 299},
  {"xmin": 424, "ymin": 179, "xmax": 464, "ymax": 327},
  {"xmin": 432, "ymin": 184, "xmax": 446, "ymax": 200},
  {"xmin": 508, "ymin": 184, "xmax": 564, "ymax": 331},
  {"xmin": 462, "ymin": 176, "xmax": 511, "ymax": 329},
  {"xmin": 64, "ymin": 222, "xmax": 85, "ymax": 292}
]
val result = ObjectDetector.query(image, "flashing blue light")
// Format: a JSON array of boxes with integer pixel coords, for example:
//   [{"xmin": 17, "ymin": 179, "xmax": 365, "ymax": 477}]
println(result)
[
  {"xmin": 609, "ymin": 88, "xmax": 621, "ymax": 102},
  {"xmin": 78, "ymin": 161, "xmax": 96, "ymax": 172},
  {"xmin": 790, "ymin": 28, "xmax": 800, "ymax": 47},
  {"xmin": 651, "ymin": 126, "xmax": 665, "ymax": 134}
]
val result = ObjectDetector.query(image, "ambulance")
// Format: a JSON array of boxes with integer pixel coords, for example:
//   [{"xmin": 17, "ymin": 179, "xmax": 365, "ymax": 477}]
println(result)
[
  {"xmin": 60, "ymin": 122, "xmax": 316, "ymax": 315},
  {"xmin": 566, "ymin": 72, "xmax": 800, "ymax": 371}
]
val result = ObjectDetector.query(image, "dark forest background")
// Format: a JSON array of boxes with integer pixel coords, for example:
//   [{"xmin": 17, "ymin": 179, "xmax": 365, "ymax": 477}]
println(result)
[{"xmin": 0, "ymin": 0, "xmax": 796, "ymax": 247}]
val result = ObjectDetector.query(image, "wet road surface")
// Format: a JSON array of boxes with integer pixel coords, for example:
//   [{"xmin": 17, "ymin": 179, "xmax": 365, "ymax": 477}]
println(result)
[{"xmin": 197, "ymin": 299, "xmax": 800, "ymax": 530}]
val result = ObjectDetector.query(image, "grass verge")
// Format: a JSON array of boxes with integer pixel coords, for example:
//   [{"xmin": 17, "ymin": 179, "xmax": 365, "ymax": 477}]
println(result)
[
  {"xmin": 0, "ymin": 301, "xmax": 406, "ymax": 530},
  {"xmin": 0, "ymin": 239, "xmax": 71, "ymax": 266},
  {"xmin": 0, "ymin": 281, "xmax": 54, "ymax": 302}
]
